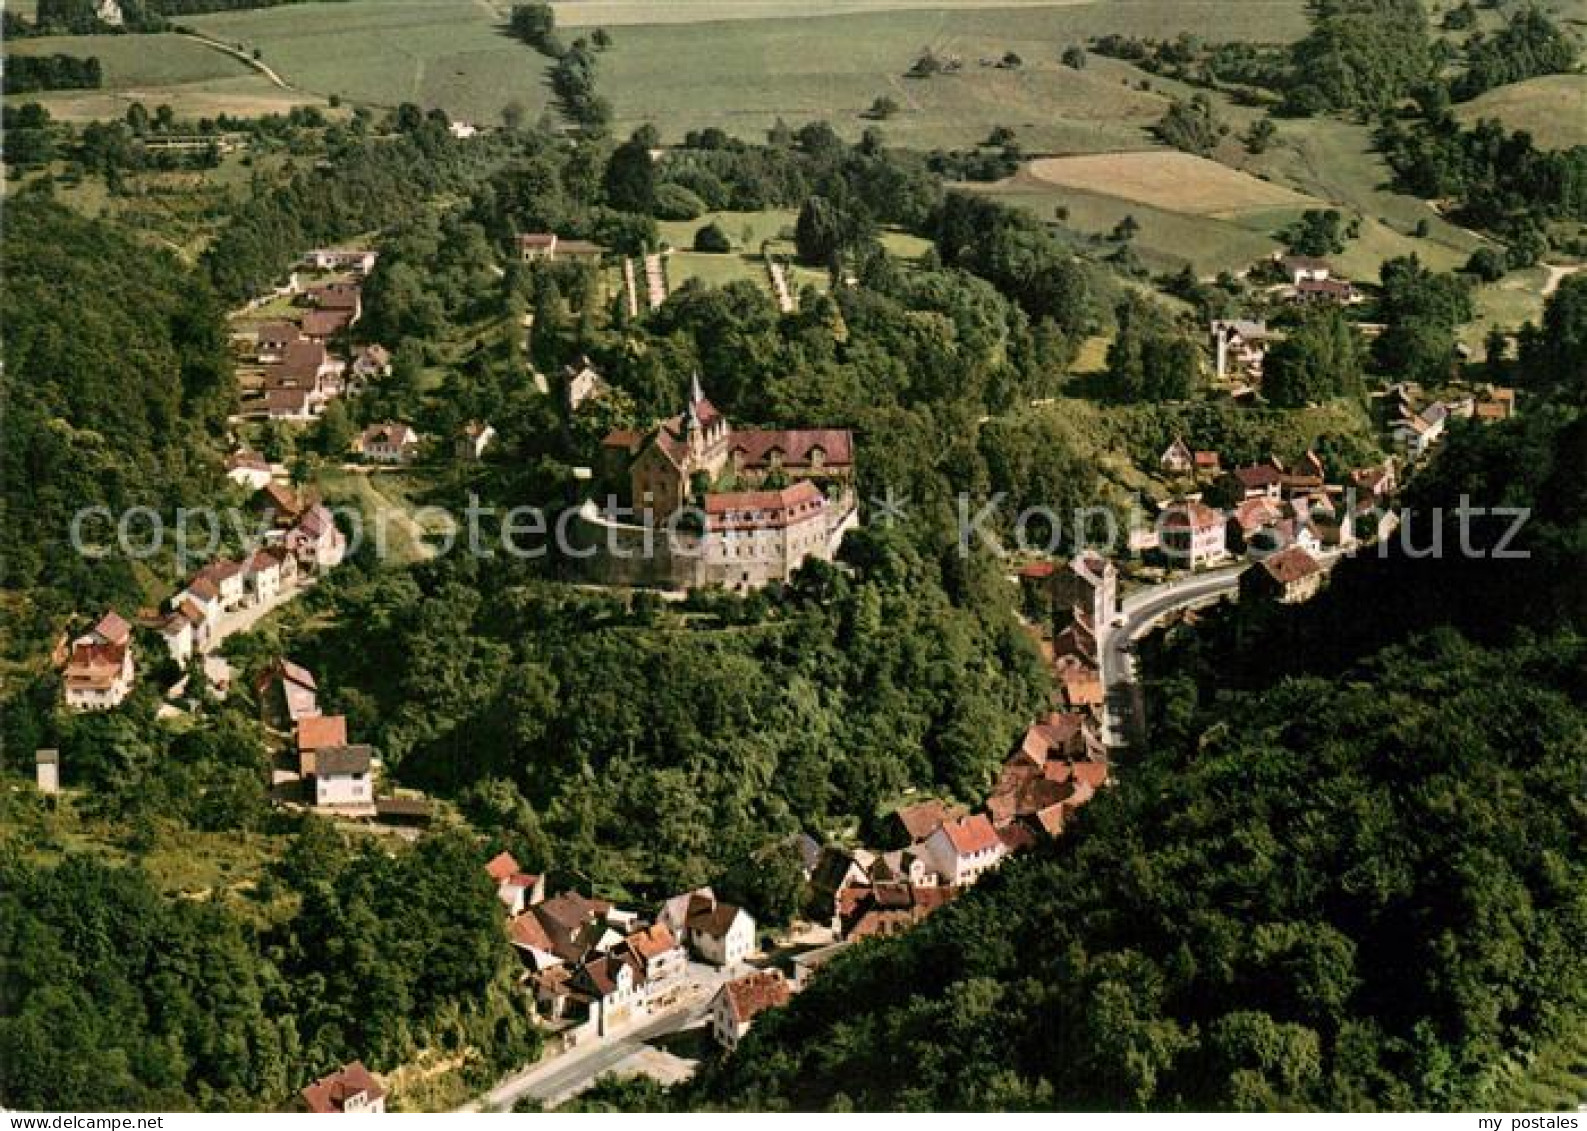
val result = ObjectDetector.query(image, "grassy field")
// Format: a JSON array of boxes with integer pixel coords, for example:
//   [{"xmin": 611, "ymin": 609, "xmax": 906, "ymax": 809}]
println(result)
[
  {"xmin": 188, "ymin": 0, "xmax": 555, "ymax": 123},
  {"xmin": 1025, "ymin": 151, "xmax": 1320, "ymax": 214},
  {"xmin": 578, "ymin": 1, "xmax": 1308, "ymax": 148},
  {"xmin": 657, "ymin": 208, "xmax": 930, "ymax": 297},
  {"xmin": 1456, "ymin": 74, "xmax": 1587, "ymax": 151},
  {"xmin": 317, "ymin": 468, "xmax": 449, "ymax": 564},
  {"xmin": 160, "ymin": 0, "xmax": 1311, "ymax": 145},
  {"xmin": 3, "ymin": 32, "xmax": 309, "ymax": 120},
  {"xmin": 973, "ymin": 172, "xmax": 1294, "ymax": 275}
]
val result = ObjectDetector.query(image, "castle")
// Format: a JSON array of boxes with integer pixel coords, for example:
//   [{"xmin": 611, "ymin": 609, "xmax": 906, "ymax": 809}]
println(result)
[{"xmin": 577, "ymin": 379, "xmax": 858, "ymax": 590}]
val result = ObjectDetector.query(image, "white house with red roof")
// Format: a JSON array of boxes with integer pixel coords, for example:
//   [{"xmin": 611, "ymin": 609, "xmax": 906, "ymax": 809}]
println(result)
[
  {"xmin": 711, "ymin": 970, "xmax": 791, "ymax": 1050},
  {"xmin": 300, "ymin": 1061, "xmax": 385, "ymax": 1114},
  {"xmin": 922, "ymin": 813, "xmax": 1008, "ymax": 887},
  {"xmin": 62, "ymin": 611, "xmax": 135, "ymax": 711}
]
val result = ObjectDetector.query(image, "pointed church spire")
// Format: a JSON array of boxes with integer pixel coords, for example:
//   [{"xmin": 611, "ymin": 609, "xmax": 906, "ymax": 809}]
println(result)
[{"xmin": 690, "ymin": 371, "xmax": 705, "ymax": 406}]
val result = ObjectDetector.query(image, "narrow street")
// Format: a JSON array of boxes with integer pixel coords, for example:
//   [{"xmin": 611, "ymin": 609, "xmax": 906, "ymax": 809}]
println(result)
[{"xmin": 463, "ymin": 962, "xmax": 737, "ymax": 1112}]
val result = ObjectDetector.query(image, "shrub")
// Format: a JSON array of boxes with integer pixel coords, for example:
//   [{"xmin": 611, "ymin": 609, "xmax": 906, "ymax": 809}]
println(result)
[
  {"xmin": 654, "ymin": 183, "xmax": 707, "ymax": 222},
  {"xmin": 693, "ymin": 222, "xmax": 732, "ymax": 253}
]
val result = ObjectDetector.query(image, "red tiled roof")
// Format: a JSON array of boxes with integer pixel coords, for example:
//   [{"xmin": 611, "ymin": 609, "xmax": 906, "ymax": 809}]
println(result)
[
  {"xmin": 509, "ymin": 912, "xmax": 556, "ymax": 953},
  {"xmin": 1016, "ymin": 561, "xmax": 1057, "ymax": 580},
  {"xmin": 938, "ymin": 813, "xmax": 1001, "ymax": 856},
  {"xmin": 297, "ymin": 714, "xmax": 348, "ymax": 752},
  {"xmin": 1261, "ymin": 546, "xmax": 1322, "ymax": 584},
  {"xmin": 623, "ymin": 922, "xmax": 678, "ymax": 962},
  {"xmin": 721, "ymin": 970, "xmax": 790, "ymax": 1024},
  {"xmin": 893, "ymin": 799, "xmax": 964, "ymax": 842},
  {"xmin": 1162, "ymin": 501, "xmax": 1223, "ymax": 530},
  {"xmin": 728, "ymin": 428, "xmax": 854, "ymax": 468},
  {"xmin": 485, "ymin": 851, "xmax": 520, "ymax": 883},
  {"xmin": 300, "ymin": 1061, "xmax": 384, "ymax": 1114},
  {"xmin": 92, "ymin": 611, "xmax": 132, "ymax": 645}
]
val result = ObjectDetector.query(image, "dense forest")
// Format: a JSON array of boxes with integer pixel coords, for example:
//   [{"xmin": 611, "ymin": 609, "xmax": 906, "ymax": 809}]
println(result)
[
  {"xmin": 0, "ymin": 815, "xmax": 537, "ymax": 1110},
  {"xmin": 0, "ymin": 197, "xmax": 234, "ymax": 621}
]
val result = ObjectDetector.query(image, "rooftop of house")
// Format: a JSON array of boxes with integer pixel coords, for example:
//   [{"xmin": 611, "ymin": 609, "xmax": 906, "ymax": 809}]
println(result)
[
  {"xmin": 937, "ymin": 813, "xmax": 1001, "ymax": 856},
  {"xmin": 1261, "ymin": 545, "xmax": 1323, "ymax": 584},
  {"xmin": 686, "ymin": 898, "xmax": 747, "ymax": 939},
  {"xmin": 314, "ymin": 744, "xmax": 373, "ymax": 776},
  {"xmin": 485, "ymin": 850, "xmax": 521, "ymax": 884},
  {"xmin": 91, "ymin": 610, "xmax": 132, "ymax": 645},
  {"xmin": 893, "ymin": 798, "xmax": 965, "ymax": 843},
  {"xmin": 623, "ymin": 922, "xmax": 679, "ymax": 962},
  {"xmin": 297, "ymin": 714, "xmax": 348, "ymax": 752},
  {"xmin": 1162, "ymin": 500, "xmax": 1225, "ymax": 530},
  {"xmin": 300, "ymin": 1061, "xmax": 384, "ymax": 1114},
  {"xmin": 721, "ymin": 970, "xmax": 790, "ymax": 1024}
]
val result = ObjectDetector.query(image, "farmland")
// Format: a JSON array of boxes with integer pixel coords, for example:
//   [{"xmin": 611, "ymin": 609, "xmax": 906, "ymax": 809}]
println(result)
[
  {"xmin": 1456, "ymin": 74, "xmax": 1587, "ymax": 151},
  {"xmin": 3, "ymin": 32, "xmax": 311, "ymax": 121},
  {"xmin": 162, "ymin": 0, "xmax": 1314, "ymax": 145},
  {"xmin": 187, "ymin": 0, "xmax": 556, "ymax": 123},
  {"xmin": 1023, "ymin": 151, "xmax": 1320, "ymax": 215}
]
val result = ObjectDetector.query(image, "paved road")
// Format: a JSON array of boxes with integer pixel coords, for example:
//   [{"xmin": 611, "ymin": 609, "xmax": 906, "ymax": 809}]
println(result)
[
  {"xmin": 1100, "ymin": 550, "xmax": 1347, "ymax": 748},
  {"xmin": 1099, "ymin": 564, "xmax": 1247, "ymax": 748},
  {"xmin": 465, "ymin": 964, "xmax": 736, "ymax": 1112}
]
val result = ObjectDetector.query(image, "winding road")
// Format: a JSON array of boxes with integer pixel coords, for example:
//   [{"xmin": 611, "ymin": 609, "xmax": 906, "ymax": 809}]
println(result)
[{"xmin": 1099, "ymin": 550, "xmax": 1346, "ymax": 749}]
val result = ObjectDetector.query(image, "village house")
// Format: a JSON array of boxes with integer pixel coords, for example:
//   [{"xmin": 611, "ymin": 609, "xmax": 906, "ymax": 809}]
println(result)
[
  {"xmin": 312, "ymin": 744, "xmax": 376, "ymax": 810},
  {"xmin": 456, "ymin": 421, "xmax": 496, "ymax": 463},
  {"xmin": 1159, "ymin": 500, "xmax": 1229, "ymax": 569},
  {"xmin": 264, "ymin": 386, "xmax": 317, "ymax": 421},
  {"xmin": 295, "ymin": 714, "xmax": 347, "ymax": 777},
  {"xmin": 257, "ymin": 658, "xmax": 320, "ymax": 726},
  {"xmin": 570, "ymin": 955, "xmax": 645, "ymax": 1037},
  {"xmin": 62, "ymin": 612, "xmax": 135, "ymax": 711},
  {"xmin": 1394, "ymin": 401, "xmax": 1450, "ymax": 459},
  {"xmin": 563, "ymin": 356, "xmax": 609, "ymax": 410},
  {"xmin": 1291, "ymin": 277, "xmax": 1358, "ymax": 305},
  {"xmin": 157, "ymin": 607, "xmax": 198, "ymax": 665},
  {"xmin": 305, "ymin": 281, "xmax": 363, "ymax": 323},
  {"xmin": 711, "ymin": 970, "xmax": 791, "ymax": 1051},
  {"xmin": 892, "ymin": 798, "xmax": 965, "ymax": 845},
  {"xmin": 1228, "ymin": 459, "xmax": 1286, "ymax": 501},
  {"xmin": 303, "ymin": 248, "xmax": 378, "ymax": 276},
  {"xmin": 1159, "ymin": 436, "xmax": 1195, "ymax": 475},
  {"xmin": 1242, "ymin": 544, "xmax": 1326, "ymax": 604},
  {"xmin": 188, "ymin": 558, "xmax": 248, "ymax": 612},
  {"xmin": 1210, "ymin": 319, "xmax": 1272, "ymax": 380},
  {"xmin": 244, "ymin": 546, "xmax": 296, "ymax": 606},
  {"xmin": 1194, "ymin": 449, "xmax": 1223, "ymax": 477},
  {"xmin": 300, "ymin": 309, "xmax": 353, "ymax": 342},
  {"xmin": 683, "ymin": 896, "xmax": 757, "ymax": 967},
  {"xmin": 255, "ymin": 322, "xmax": 300, "ymax": 363},
  {"xmin": 1277, "ymin": 254, "xmax": 1332, "ymax": 286},
  {"xmin": 517, "ymin": 232, "xmax": 606, "ymax": 263},
  {"xmin": 225, "ymin": 450, "xmax": 274, "ymax": 492},
  {"xmin": 1350, "ymin": 461, "xmax": 1396, "ymax": 503},
  {"xmin": 288, "ymin": 504, "xmax": 347, "ymax": 572},
  {"xmin": 869, "ymin": 847, "xmax": 940, "ymax": 888},
  {"xmin": 617, "ymin": 922, "xmax": 688, "ymax": 987},
  {"xmin": 356, "ymin": 422, "xmax": 421, "ymax": 465},
  {"xmin": 922, "ymin": 814, "xmax": 1007, "ymax": 887},
  {"xmin": 256, "ymin": 482, "xmax": 310, "ymax": 526},
  {"xmin": 300, "ymin": 1061, "xmax": 385, "ymax": 1114},
  {"xmin": 500, "ymin": 874, "xmax": 547, "ymax": 918},
  {"xmin": 840, "ymin": 884, "xmax": 957, "ymax": 940}
]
